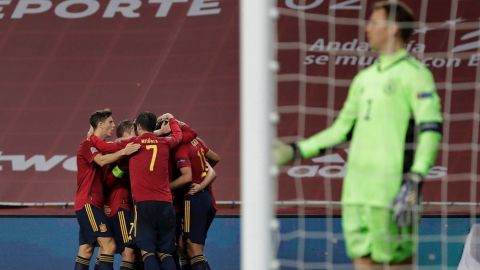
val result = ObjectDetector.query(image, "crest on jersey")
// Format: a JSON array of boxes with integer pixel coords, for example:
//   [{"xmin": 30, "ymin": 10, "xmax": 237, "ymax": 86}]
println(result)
[
  {"xmin": 99, "ymin": 223, "xmax": 107, "ymax": 233},
  {"xmin": 90, "ymin": 147, "xmax": 98, "ymax": 154},
  {"xmin": 383, "ymin": 80, "xmax": 396, "ymax": 95}
]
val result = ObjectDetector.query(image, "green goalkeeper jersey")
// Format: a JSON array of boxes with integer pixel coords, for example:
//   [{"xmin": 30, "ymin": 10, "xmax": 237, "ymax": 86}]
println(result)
[{"xmin": 297, "ymin": 49, "xmax": 442, "ymax": 207}]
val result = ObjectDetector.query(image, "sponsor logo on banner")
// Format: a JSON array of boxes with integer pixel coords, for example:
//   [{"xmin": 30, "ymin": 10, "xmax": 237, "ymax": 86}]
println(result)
[
  {"xmin": 286, "ymin": 151, "xmax": 447, "ymax": 180},
  {"xmin": 0, "ymin": 0, "xmax": 221, "ymax": 19},
  {"xmin": 283, "ymin": 0, "xmax": 480, "ymax": 68},
  {"xmin": 305, "ymin": 33, "xmax": 480, "ymax": 68},
  {"xmin": 0, "ymin": 152, "xmax": 76, "ymax": 172}
]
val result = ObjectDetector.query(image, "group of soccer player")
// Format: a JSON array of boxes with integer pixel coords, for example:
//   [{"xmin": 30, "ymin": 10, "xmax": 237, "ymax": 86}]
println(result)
[{"xmin": 74, "ymin": 109, "xmax": 219, "ymax": 270}]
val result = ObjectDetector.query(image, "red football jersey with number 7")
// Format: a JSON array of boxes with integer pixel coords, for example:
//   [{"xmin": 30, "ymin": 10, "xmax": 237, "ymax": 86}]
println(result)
[{"xmin": 90, "ymin": 119, "xmax": 182, "ymax": 203}]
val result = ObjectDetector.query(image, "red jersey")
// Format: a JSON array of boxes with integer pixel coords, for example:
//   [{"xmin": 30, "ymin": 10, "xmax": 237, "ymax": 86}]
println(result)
[
  {"xmin": 74, "ymin": 139, "xmax": 105, "ymax": 211},
  {"xmin": 104, "ymin": 160, "xmax": 132, "ymax": 217},
  {"xmin": 129, "ymin": 130, "xmax": 182, "ymax": 202},
  {"xmin": 179, "ymin": 122, "xmax": 197, "ymax": 144},
  {"xmin": 175, "ymin": 138, "xmax": 217, "ymax": 209},
  {"xmin": 89, "ymin": 119, "xmax": 182, "ymax": 202},
  {"xmin": 175, "ymin": 139, "xmax": 210, "ymax": 184},
  {"xmin": 169, "ymin": 121, "xmax": 198, "ymax": 193}
]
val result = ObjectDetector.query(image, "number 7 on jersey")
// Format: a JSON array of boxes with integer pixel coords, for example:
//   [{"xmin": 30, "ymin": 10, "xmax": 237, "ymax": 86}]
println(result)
[{"xmin": 146, "ymin": 145, "xmax": 157, "ymax": 171}]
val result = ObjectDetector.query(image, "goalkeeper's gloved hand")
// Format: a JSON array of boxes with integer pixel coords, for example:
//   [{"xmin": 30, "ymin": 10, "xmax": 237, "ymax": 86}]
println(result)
[
  {"xmin": 274, "ymin": 140, "xmax": 300, "ymax": 166},
  {"xmin": 392, "ymin": 172, "xmax": 424, "ymax": 227}
]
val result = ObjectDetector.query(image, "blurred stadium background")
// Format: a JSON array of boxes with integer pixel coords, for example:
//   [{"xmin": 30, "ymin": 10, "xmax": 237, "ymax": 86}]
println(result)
[{"xmin": 0, "ymin": 0, "xmax": 479, "ymax": 269}]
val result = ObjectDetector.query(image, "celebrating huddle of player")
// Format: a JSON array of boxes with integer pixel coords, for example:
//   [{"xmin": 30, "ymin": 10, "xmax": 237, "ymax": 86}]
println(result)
[{"xmin": 74, "ymin": 109, "xmax": 219, "ymax": 270}]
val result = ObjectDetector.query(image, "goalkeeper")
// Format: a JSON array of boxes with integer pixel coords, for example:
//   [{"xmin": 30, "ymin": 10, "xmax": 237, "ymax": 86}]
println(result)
[{"xmin": 276, "ymin": 1, "xmax": 442, "ymax": 269}]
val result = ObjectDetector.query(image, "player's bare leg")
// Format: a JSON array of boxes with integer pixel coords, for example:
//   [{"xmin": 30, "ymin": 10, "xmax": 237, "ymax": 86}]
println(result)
[
  {"xmin": 177, "ymin": 234, "xmax": 191, "ymax": 269},
  {"xmin": 384, "ymin": 257, "xmax": 413, "ymax": 270},
  {"xmin": 186, "ymin": 239, "xmax": 210, "ymax": 269},
  {"xmin": 120, "ymin": 247, "xmax": 136, "ymax": 269},
  {"xmin": 97, "ymin": 237, "xmax": 116, "ymax": 254},
  {"xmin": 76, "ymin": 243, "xmax": 94, "ymax": 269},
  {"xmin": 96, "ymin": 237, "xmax": 116, "ymax": 269},
  {"xmin": 78, "ymin": 244, "xmax": 94, "ymax": 259},
  {"xmin": 186, "ymin": 239, "xmax": 204, "ymax": 258},
  {"xmin": 122, "ymin": 247, "xmax": 135, "ymax": 262},
  {"xmin": 353, "ymin": 257, "xmax": 383, "ymax": 270}
]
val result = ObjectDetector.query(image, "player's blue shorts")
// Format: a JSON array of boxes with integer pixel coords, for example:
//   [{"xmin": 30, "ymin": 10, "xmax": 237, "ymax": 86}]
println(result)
[
  {"xmin": 133, "ymin": 201, "xmax": 176, "ymax": 254},
  {"xmin": 109, "ymin": 208, "xmax": 135, "ymax": 253},
  {"xmin": 182, "ymin": 191, "xmax": 216, "ymax": 245},
  {"xmin": 76, "ymin": 204, "xmax": 113, "ymax": 245}
]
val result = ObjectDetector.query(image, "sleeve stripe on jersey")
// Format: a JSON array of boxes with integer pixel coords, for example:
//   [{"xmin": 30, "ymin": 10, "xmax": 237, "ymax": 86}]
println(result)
[{"xmin": 85, "ymin": 204, "xmax": 99, "ymax": 232}]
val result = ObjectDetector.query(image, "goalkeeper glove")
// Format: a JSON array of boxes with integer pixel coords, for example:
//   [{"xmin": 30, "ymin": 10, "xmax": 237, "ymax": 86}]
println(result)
[
  {"xmin": 274, "ymin": 140, "xmax": 301, "ymax": 165},
  {"xmin": 392, "ymin": 172, "xmax": 423, "ymax": 227}
]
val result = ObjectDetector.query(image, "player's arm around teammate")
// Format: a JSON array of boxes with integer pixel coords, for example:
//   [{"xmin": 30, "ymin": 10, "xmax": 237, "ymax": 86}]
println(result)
[
  {"xmin": 102, "ymin": 120, "xmax": 139, "ymax": 270},
  {"xmin": 75, "ymin": 110, "xmax": 140, "ymax": 270},
  {"xmin": 173, "ymin": 138, "xmax": 218, "ymax": 270}
]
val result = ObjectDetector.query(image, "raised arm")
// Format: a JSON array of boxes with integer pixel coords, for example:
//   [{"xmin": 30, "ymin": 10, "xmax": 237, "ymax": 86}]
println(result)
[
  {"xmin": 163, "ymin": 118, "xmax": 183, "ymax": 149},
  {"xmin": 180, "ymin": 123, "xmax": 198, "ymax": 143}
]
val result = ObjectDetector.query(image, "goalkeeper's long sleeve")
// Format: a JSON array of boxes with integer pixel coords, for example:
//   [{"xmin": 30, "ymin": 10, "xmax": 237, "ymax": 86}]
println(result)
[
  {"xmin": 411, "ymin": 131, "xmax": 442, "ymax": 176},
  {"xmin": 297, "ymin": 75, "xmax": 361, "ymax": 159},
  {"xmin": 408, "ymin": 67, "xmax": 443, "ymax": 176},
  {"xmin": 297, "ymin": 117, "xmax": 355, "ymax": 159}
]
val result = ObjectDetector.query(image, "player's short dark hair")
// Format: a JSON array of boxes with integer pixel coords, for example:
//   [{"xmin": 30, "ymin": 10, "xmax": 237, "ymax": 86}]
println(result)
[
  {"xmin": 116, "ymin": 119, "xmax": 134, "ymax": 138},
  {"xmin": 89, "ymin": 109, "xmax": 112, "ymax": 129},
  {"xmin": 373, "ymin": 1, "xmax": 415, "ymax": 42},
  {"xmin": 134, "ymin": 112, "xmax": 157, "ymax": 132}
]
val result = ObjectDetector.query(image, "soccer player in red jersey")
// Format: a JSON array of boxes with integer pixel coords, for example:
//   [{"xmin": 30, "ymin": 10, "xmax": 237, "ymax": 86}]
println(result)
[
  {"xmin": 156, "ymin": 113, "xmax": 220, "ymax": 270},
  {"xmin": 75, "ymin": 110, "xmax": 140, "ymax": 270},
  {"xmin": 129, "ymin": 112, "xmax": 182, "ymax": 270},
  {"xmin": 103, "ymin": 119, "xmax": 138, "ymax": 270},
  {"xmin": 171, "ymin": 138, "xmax": 218, "ymax": 270},
  {"xmin": 90, "ymin": 112, "xmax": 183, "ymax": 270}
]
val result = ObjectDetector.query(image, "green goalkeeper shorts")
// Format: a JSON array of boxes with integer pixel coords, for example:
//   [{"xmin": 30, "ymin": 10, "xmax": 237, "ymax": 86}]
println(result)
[{"xmin": 342, "ymin": 205, "xmax": 415, "ymax": 263}]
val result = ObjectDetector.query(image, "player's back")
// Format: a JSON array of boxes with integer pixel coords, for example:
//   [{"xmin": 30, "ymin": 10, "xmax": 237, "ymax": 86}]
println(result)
[
  {"xmin": 129, "ymin": 133, "xmax": 172, "ymax": 203},
  {"xmin": 177, "ymin": 138, "xmax": 210, "ymax": 185}
]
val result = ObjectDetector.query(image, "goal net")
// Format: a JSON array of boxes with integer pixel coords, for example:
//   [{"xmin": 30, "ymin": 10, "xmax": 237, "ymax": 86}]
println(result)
[{"xmin": 264, "ymin": 0, "xmax": 479, "ymax": 269}]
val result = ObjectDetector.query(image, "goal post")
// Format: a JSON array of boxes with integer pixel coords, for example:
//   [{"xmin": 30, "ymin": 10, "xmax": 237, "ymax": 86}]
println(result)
[
  {"xmin": 240, "ymin": 0, "xmax": 278, "ymax": 269},
  {"xmin": 241, "ymin": 0, "xmax": 480, "ymax": 269}
]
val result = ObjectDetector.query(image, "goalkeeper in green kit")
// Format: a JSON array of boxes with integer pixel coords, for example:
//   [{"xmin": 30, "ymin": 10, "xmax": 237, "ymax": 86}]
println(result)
[{"xmin": 276, "ymin": 1, "xmax": 442, "ymax": 269}]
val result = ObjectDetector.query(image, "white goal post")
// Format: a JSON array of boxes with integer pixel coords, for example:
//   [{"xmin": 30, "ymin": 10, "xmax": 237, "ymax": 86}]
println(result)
[{"xmin": 240, "ymin": 0, "xmax": 278, "ymax": 269}]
